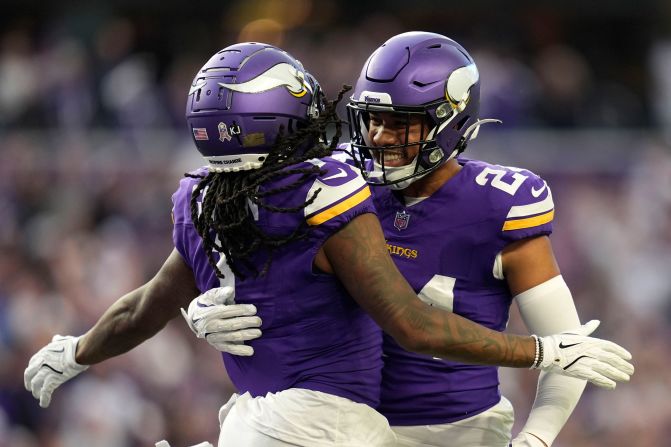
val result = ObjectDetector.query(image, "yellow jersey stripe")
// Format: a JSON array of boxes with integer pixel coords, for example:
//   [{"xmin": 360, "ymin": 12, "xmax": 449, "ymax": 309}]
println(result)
[
  {"xmin": 503, "ymin": 210, "xmax": 554, "ymax": 231},
  {"xmin": 306, "ymin": 186, "xmax": 371, "ymax": 226}
]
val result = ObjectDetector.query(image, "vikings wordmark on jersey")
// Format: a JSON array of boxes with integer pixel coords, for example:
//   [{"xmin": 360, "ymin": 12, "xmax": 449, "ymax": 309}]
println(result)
[{"xmin": 372, "ymin": 158, "xmax": 553, "ymax": 426}]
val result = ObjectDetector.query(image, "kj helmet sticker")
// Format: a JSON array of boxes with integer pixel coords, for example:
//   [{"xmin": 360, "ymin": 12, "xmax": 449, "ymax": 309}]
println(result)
[
  {"xmin": 219, "ymin": 121, "xmax": 243, "ymax": 144},
  {"xmin": 229, "ymin": 122, "xmax": 241, "ymax": 136},
  {"xmin": 229, "ymin": 122, "xmax": 242, "ymax": 144}
]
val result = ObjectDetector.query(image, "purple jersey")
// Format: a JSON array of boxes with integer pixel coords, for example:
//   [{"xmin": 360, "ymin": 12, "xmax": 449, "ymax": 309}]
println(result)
[
  {"xmin": 171, "ymin": 157, "xmax": 384, "ymax": 407},
  {"xmin": 373, "ymin": 158, "xmax": 554, "ymax": 426}
]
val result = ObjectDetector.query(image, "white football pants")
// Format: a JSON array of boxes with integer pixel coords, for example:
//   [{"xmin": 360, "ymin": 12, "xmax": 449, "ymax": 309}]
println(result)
[
  {"xmin": 217, "ymin": 389, "xmax": 398, "ymax": 446},
  {"xmin": 391, "ymin": 396, "xmax": 515, "ymax": 447}
]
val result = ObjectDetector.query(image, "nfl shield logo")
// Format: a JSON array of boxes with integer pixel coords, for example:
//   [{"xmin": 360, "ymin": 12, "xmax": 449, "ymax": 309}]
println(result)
[{"xmin": 394, "ymin": 210, "xmax": 410, "ymax": 231}]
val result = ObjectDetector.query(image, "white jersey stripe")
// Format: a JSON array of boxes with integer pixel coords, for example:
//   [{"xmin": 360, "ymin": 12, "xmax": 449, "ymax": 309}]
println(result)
[
  {"xmin": 304, "ymin": 161, "xmax": 367, "ymax": 218},
  {"xmin": 506, "ymin": 188, "xmax": 554, "ymax": 218}
]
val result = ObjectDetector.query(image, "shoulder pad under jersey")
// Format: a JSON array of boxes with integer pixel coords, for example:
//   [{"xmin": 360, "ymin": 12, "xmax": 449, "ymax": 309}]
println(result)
[{"xmin": 303, "ymin": 157, "xmax": 371, "ymax": 226}]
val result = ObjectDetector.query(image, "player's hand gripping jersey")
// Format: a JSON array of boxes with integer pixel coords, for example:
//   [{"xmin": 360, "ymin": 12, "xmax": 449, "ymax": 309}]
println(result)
[
  {"xmin": 373, "ymin": 158, "xmax": 555, "ymax": 426},
  {"xmin": 171, "ymin": 157, "xmax": 383, "ymax": 407}
]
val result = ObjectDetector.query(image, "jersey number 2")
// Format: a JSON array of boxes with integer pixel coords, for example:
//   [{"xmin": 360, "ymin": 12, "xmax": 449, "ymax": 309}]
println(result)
[{"xmin": 475, "ymin": 167, "xmax": 528, "ymax": 196}]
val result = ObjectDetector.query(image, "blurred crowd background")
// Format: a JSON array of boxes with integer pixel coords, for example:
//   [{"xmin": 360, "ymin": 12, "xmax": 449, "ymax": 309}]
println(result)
[{"xmin": 1, "ymin": 0, "xmax": 670, "ymax": 446}]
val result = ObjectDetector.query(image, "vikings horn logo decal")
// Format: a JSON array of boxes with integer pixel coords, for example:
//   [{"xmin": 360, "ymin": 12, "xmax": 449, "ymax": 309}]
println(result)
[
  {"xmin": 429, "ymin": 63, "xmax": 480, "ymax": 139},
  {"xmin": 445, "ymin": 63, "xmax": 479, "ymax": 106},
  {"xmin": 219, "ymin": 63, "xmax": 313, "ymax": 98}
]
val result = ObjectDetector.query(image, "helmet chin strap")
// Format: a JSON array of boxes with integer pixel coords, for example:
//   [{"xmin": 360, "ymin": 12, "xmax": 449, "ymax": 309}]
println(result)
[{"xmin": 463, "ymin": 118, "xmax": 502, "ymax": 141}]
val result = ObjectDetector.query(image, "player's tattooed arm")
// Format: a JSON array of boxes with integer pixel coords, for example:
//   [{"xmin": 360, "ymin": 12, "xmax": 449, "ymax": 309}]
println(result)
[
  {"xmin": 322, "ymin": 213, "xmax": 535, "ymax": 367},
  {"xmin": 75, "ymin": 249, "xmax": 200, "ymax": 365}
]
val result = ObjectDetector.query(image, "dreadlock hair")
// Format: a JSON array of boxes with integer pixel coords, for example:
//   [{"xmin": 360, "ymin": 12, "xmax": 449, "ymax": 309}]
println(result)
[{"xmin": 187, "ymin": 85, "xmax": 352, "ymax": 280}]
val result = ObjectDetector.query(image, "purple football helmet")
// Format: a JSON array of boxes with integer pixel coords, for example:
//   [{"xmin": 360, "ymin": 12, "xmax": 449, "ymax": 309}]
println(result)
[
  {"xmin": 186, "ymin": 43, "xmax": 323, "ymax": 172},
  {"xmin": 348, "ymin": 32, "xmax": 494, "ymax": 189}
]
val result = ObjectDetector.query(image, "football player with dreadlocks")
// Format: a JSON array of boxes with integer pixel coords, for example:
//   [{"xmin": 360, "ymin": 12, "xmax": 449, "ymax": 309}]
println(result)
[
  {"xmin": 200, "ymin": 33, "xmax": 636, "ymax": 446},
  {"xmin": 24, "ymin": 42, "xmax": 633, "ymax": 446}
]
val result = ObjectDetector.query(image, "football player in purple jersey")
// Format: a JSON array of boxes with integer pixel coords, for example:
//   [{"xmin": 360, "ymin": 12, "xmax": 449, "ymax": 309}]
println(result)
[
  {"xmin": 343, "ymin": 31, "xmax": 615, "ymax": 447},
  {"xmin": 24, "ymin": 42, "xmax": 633, "ymax": 446},
  {"xmin": 203, "ymin": 33, "xmax": 637, "ymax": 446}
]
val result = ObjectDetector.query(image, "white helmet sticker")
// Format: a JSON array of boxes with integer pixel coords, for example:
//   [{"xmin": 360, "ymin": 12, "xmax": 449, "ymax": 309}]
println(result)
[
  {"xmin": 219, "ymin": 63, "xmax": 312, "ymax": 97},
  {"xmin": 358, "ymin": 91, "xmax": 393, "ymax": 104},
  {"xmin": 445, "ymin": 63, "xmax": 479, "ymax": 104}
]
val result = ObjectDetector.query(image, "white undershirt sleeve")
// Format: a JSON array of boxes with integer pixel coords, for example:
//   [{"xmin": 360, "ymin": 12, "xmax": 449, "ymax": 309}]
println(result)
[{"xmin": 514, "ymin": 275, "xmax": 587, "ymax": 446}]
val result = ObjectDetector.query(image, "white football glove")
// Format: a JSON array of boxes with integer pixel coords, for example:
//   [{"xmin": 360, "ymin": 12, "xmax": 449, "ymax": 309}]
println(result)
[
  {"xmin": 536, "ymin": 320, "xmax": 634, "ymax": 389},
  {"xmin": 181, "ymin": 286, "xmax": 262, "ymax": 356},
  {"xmin": 511, "ymin": 432, "xmax": 547, "ymax": 447},
  {"xmin": 24, "ymin": 335, "xmax": 89, "ymax": 408}
]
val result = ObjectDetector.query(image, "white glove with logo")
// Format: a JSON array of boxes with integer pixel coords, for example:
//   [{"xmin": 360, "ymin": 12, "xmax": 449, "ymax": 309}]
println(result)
[
  {"xmin": 24, "ymin": 335, "xmax": 89, "ymax": 408},
  {"xmin": 511, "ymin": 432, "xmax": 547, "ymax": 447},
  {"xmin": 536, "ymin": 320, "xmax": 634, "ymax": 389},
  {"xmin": 181, "ymin": 286, "xmax": 262, "ymax": 356}
]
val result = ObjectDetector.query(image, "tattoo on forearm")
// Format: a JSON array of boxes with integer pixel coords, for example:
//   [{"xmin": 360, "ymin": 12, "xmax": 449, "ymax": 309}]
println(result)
[{"xmin": 329, "ymin": 214, "xmax": 534, "ymax": 368}]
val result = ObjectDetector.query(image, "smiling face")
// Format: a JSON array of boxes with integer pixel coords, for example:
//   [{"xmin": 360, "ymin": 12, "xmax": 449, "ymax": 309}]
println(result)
[{"xmin": 367, "ymin": 111, "xmax": 431, "ymax": 167}]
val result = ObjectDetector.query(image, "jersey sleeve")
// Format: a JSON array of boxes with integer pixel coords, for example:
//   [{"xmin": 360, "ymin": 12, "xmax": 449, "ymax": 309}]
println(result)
[
  {"xmin": 303, "ymin": 157, "xmax": 376, "ymax": 239},
  {"xmin": 332, "ymin": 142, "xmax": 361, "ymax": 169},
  {"xmin": 497, "ymin": 168, "xmax": 554, "ymax": 243}
]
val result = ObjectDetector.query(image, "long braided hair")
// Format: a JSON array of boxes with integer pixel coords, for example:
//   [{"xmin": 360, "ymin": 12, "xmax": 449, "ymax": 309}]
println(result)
[{"xmin": 187, "ymin": 86, "xmax": 351, "ymax": 280}]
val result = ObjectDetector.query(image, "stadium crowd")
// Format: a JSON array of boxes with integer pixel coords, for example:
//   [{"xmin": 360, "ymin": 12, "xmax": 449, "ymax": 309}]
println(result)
[{"xmin": 1, "ymin": 1, "xmax": 670, "ymax": 445}]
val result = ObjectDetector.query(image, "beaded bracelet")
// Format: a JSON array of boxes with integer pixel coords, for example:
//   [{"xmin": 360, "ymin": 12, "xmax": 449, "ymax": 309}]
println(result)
[
  {"xmin": 536, "ymin": 335, "xmax": 544, "ymax": 368},
  {"xmin": 530, "ymin": 335, "xmax": 540, "ymax": 369}
]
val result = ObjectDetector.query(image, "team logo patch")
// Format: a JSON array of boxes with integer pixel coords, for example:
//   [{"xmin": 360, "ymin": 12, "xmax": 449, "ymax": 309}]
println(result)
[
  {"xmin": 193, "ymin": 128, "xmax": 209, "ymax": 141},
  {"xmin": 394, "ymin": 210, "xmax": 411, "ymax": 231}
]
